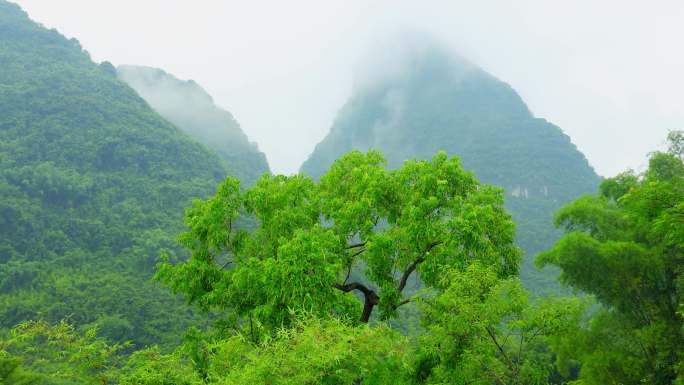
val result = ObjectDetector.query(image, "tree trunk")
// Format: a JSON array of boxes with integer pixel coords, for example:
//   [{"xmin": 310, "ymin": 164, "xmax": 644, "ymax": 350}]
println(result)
[
  {"xmin": 360, "ymin": 290, "xmax": 379, "ymax": 323},
  {"xmin": 334, "ymin": 281, "xmax": 379, "ymax": 322}
]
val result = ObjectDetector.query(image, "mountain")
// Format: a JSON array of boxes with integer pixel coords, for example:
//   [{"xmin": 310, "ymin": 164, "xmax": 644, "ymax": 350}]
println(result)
[
  {"xmin": 301, "ymin": 47, "xmax": 601, "ymax": 293},
  {"xmin": 117, "ymin": 65, "xmax": 269, "ymax": 185},
  {"xmin": 0, "ymin": 0, "xmax": 226, "ymax": 346}
]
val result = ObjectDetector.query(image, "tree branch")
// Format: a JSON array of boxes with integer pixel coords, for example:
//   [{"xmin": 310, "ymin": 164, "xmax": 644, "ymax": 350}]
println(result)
[
  {"xmin": 334, "ymin": 281, "xmax": 379, "ymax": 322},
  {"xmin": 397, "ymin": 241, "xmax": 442, "ymax": 293},
  {"xmin": 346, "ymin": 242, "xmax": 366, "ymax": 249},
  {"xmin": 397, "ymin": 256, "xmax": 425, "ymax": 293},
  {"xmin": 486, "ymin": 326, "xmax": 516, "ymax": 373},
  {"xmin": 396, "ymin": 298, "xmax": 412, "ymax": 308},
  {"xmin": 350, "ymin": 248, "xmax": 366, "ymax": 258},
  {"xmin": 334, "ymin": 282, "xmax": 374, "ymax": 297},
  {"xmin": 343, "ymin": 263, "xmax": 352, "ymax": 285}
]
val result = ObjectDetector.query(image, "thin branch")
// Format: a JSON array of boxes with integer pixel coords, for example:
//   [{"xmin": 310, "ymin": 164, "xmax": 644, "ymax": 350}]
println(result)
[
  {"xmin": 396, "ymin": 298, "xmax": 412, "ymax": 308},
  {"xmin": 346, "ymin": 242, "xmax": 366, "ymax": 249},
  {"xmin": 341, "ymin": 242, "xmax": 367, "ymax": 284},
  {"xmin": 500, "ymin": 329, "xmax": 514, "ymax": 352},
  {"xmin": 511, "ymin": 332, "xmax": 525, "ymax": 383},
  {"xmin": 397, "ymin": 241, "xmax": 442, "ymax": 293},
  {"xmin": 486, "ymin": 326, "xmax": 516, "ymax": 373},
  {"xmin": 342, "ymin": 248, "xmax": 366, "ymax": 285},
  {"xmin": 397, "ymin": 257, "xmax": 424, "ymax": 293},
  {"xmin": 527, "ymin": 326, "xmax": 546, "ymax": 345},
  {"xmin": 343, "ymin": 263, "xmax": 352, "ymax": 285}
]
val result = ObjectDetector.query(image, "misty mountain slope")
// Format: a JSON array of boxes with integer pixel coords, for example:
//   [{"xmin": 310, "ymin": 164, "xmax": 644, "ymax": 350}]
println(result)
[
  {"xmin": 301, "ymin": 48, "xmax": 600, "ymax": 293},
  {"xmin": 0, "ymin": 0, "xmax": 226, "ymax": 346},
  {"xmin": 117, "ymin": 65, "xmax": 269, "ymax": 185}
]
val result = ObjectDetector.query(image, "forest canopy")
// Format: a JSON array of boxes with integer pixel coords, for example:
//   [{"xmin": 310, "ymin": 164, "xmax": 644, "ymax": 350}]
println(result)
[
  {"xmin": 158, "ymin": 150, "xmax": 520, "ymax": 330},
  {"xmin": 4, "ymin": 135, "xmax": 683, "ymax": 385},
  {"xmin": 1, "ymin": 1, "xmax": 682, "ymax": 384}
]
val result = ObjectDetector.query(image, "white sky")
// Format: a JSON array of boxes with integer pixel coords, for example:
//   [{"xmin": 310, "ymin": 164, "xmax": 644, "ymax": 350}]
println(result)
[{"xmin": 13, "ymin": 0, "xmax": 684, "ymax": 176}]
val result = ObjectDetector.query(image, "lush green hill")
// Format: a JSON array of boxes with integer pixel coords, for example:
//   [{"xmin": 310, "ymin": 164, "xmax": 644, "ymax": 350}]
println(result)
[
  {"xmin": 0, "ymin": 0, "xmax": 227, "ymax": 347},
  {"xmin": 301, "ymin": 48, "xmax": 601, "ymax": 293},
  {"xmin": 117, "ymin": 65, "xmax": 270, "ymax": 186}
]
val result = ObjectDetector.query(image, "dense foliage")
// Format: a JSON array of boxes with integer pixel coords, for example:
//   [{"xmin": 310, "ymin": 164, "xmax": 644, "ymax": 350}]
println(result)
[
  {"xmin": 2, "ymin": 150, "xmax": 584, "ymax": 385},
  {"xmin": 2, "ymin": 1, "xmax": 683, "ymax": 383},
  {"xmin": 159, "ymin": 150, "xmax": 520, "ymax": 331},
  {"xmin": 300, "ymin": 48, "xmax": 600, "ymax": 294},
  {"xmin": 0, "ymin": 0, "xmax": 229, "ymax": 347},
  {"xmin": 117, "ymin": 65, "xmax": 270, "ymax": 186},
  {"xmin": 538, "ymin": 131, "xmax": 684, "ymax": 384}
]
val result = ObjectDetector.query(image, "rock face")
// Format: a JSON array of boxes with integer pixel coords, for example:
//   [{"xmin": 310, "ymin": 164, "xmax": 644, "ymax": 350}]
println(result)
[
  {"xmin": 117, "ymin": 65, "xmax": 270, "ymax": 186},
  {"xmin": 301, "ymin": 47, "xmax": 600, "ymax": 293},
  {"xmin": 0, "ymin": 0, "xmax": 229, "ymax": 346}
]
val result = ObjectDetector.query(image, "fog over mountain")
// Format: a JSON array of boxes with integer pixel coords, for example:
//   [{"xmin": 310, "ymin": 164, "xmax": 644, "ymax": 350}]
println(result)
[
  {"xmin": 4, "ymin": 2, "xmax": 684, "ymax": 383},
  {"xmin": 117, "ymin": 65, "xmax": 269, "ymax": 185},
  {"xmin": 0, "ymin": 0, "xmax": 227, "ymax": 347},
  {"xmin": 12, "ymin": 0, "xmax": 684, "ymax": 176},
  {"xmin": 301, "ymin": 44, "xmax": 600, "ymax": 292}
]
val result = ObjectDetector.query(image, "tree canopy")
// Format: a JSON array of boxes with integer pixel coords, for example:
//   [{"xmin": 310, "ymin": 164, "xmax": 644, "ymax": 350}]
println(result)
[
  {"xmin": 3, "ymin": 2, "xmax": 683, "ymax": 383},
  {"xmin": 4, "ymin": 149, "xmax": 584, "ymax": 385},
  {"xmin": 159, "ymin": 150, "xmax": 520, "ymax": 334},
  {"xmin": 538, "ymin": 130, "xmax": 684, "ymax": 384}
]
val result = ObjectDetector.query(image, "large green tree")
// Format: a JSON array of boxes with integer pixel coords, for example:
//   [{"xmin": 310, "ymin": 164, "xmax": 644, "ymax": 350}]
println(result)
[
  {"xmin": 5, "ymin": 149, "xmax": 584, "ymax": 384},
  {"xmin": 538, "ymin": 131, "xmax": 684, "ymax": 384},
  {"xmin": 159, "ymin": 150, "xmax": 520, "ymax": 334},
  {"xmin": 415, "ymin": 263, "xmax": 583, "ymax": 385}
]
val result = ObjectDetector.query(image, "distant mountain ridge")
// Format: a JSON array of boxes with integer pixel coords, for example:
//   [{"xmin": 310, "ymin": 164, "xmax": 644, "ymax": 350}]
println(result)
[
  {"xmin": 117, "ymin": 65, "xmax": 269, "ymax": 185},
  {"xmin": 0, "ymin": 0, "xmax": 226, "ymax": 346},
  {"xmin": 301, "ymin": 47, "xmax": 601, "ymax": 292}
]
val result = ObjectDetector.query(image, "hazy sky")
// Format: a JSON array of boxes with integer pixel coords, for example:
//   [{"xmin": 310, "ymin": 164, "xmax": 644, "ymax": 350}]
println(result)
[{"xmin": 14, "ymin": 0, "xmax": 684, "ymax": 176}]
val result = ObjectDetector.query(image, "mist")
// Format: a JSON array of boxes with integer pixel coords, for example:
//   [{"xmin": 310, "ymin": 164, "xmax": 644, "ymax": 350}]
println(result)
[
  {"xmin": 13, "ymin": 0, "xmax": 684, "ymax": 176},
  {"xmin": 117, "ymin": 64, "xmax": 256, "ymax": 154},
  {"xmin": 116, "ymin": 65, "xmax": 270, "ymax": 184}
]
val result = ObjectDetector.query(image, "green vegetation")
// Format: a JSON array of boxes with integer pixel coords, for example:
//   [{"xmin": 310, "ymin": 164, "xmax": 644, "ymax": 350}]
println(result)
[
  {"xmin": 158, "ymin": 150, "xmax": 520, "ymax": 331},
  {"xmin": 2, "ymin": 149, "xmax": 588, "ymax": 384},
  {"xmin": 300, "ymin": 48, "xmax": 600, "ymax": 294},
  {"xmin": 4, "ymin": 133, "xmax": 677, "ymax": 385},
  {"xmin": 0, "ymin": 0, "xmax": 229, "ymax": 348},
  {"xmin": 1, "ymin": 1, "xmax": 682, "ymax": 383},
  {"xmin": 117, "ymin": 65, "xmax": 270, "ymax": 186},
  {"xmin": 537, "ymin": 130, "xmax": 684, "ymax": 384}
]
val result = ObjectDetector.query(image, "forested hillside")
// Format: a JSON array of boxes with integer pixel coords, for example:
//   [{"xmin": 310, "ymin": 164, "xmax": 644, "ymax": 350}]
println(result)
[
  {"xmin": 2, "ymin": 1, "xmax": 682, "ymax": 384},
  {"xmin": 6, "ymin": 134, "xmax": 682, "ymax": 384},
  {"xmin": 117, "ymin": 65, "xmax": 270, "ymax": 186},
  {"xmin": 301, "ymin": 48, "xmax": 600, "ymax": 292},
  {"xmin": 0, "ymin": 0, "xmax": 226, "ymax": 347}
]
